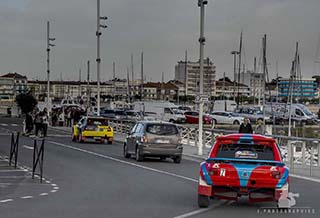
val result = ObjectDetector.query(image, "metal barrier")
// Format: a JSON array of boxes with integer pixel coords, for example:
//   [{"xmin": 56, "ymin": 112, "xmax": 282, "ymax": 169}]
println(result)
[
  {"xmin": 32, "ymin": 138, "xmax": 45, "ymax": 183},
  {"xmin": 9, "ymin": 132, "xmax": 20, "ymax": 168},
  {"xmin": 108, "ymin": 119, "xmax": 320, "ymax": 179}
]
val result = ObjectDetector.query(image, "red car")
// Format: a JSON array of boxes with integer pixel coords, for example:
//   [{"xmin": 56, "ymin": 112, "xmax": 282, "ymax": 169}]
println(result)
[
  {"xmin": 184, "ymin": 111, "xmax": 212, "ymax": 124},
  {"xmin": 198, "ymin": 134, "xmax": 289, "ymax": 208}
]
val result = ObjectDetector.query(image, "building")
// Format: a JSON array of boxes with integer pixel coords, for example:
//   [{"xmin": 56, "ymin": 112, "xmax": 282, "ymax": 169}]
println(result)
[
  {"xmin": 0, "ymin": 72, "xmax": 28, "ymax": 97},
  {"xmin": 0, "ymin": 77, "xmax": 15, "ymax": 100},
  {"xmin": 143, "ymin": 82, "xmax": 178, "ymax": 101},
  {"xmin": 236, "ymin": 70, "xmax": 264, "ymax": 98},
  {"xmin": 215, "ymin": 77, "xmax": 250, "ymax": 98},
  {"xmin": 174, "ymin": 58, "xmax": 216, "ymax": 97},
  {"xmin": 278, "ymin": 78, "xmax": 317, "ymax": 98}
]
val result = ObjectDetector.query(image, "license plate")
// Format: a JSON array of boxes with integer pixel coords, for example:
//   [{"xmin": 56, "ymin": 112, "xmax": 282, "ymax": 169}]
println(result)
[{"xmin": 156, "ymin": 139, "xmax": 170, "ymax": 144}]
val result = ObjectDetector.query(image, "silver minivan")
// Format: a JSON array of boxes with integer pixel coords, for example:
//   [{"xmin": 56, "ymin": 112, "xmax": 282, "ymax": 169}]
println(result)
[{"xmin": 123, "ymin": 121, "xmax": 183, "ymax": 163}]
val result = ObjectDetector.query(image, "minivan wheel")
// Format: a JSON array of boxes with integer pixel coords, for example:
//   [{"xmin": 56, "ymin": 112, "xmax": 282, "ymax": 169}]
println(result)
[
  {"xmin": 233, "ymin": 120, "xmax": 240, "ymax": 125},
  {"xmin": 123, "ymin": 144, "xmax": 131, "ymax": 158},
  {"xmin": 198, "ymin": 194, "xmax": 210, "ymax": 208},
  {"xmin": 136, "ymin": 147, "xmax": 144, "ymax": 162},
  {"xmin": 173, "ymin": 156, "xmax": 182, "ymax": 164}
]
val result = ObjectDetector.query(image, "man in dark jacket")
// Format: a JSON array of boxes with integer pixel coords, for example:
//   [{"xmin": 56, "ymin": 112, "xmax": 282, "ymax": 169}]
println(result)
[{"xmin": 239, "ymin": 117, "xmax": 253, "ymax": 134}]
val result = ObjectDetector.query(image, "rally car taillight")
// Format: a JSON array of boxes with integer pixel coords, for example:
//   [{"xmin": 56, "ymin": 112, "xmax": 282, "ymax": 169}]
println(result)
[
  {"xmin": 208, "ymin": 168, "xmax": 219, "ymax": 176},
  {"xmin": 271, "ymin": 171, "xmax": 281, "ymax": 179}
]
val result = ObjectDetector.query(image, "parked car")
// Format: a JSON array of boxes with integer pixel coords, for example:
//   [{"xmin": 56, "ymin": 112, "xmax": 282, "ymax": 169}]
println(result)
[
  {"xmin": 184, "ymin": 111, "xmax": 212, "ymax": 124},
  {"xmin": 209, "ymin": 111, "xmax": 244, "ymax": 125},
  {"xmin": 72, "ymin": 116, "xmax": 114, "ymax": 144},
  {"xmin": 198, "ymin": 134, "xmax": 289, "ymax": 208},
  {"xmin": 233, "ymin": 107, "xmax": 271, "ymax": 124},
  {"xmin": 123, "ymin": 121, "xmax": 183, "ymax": 163}
]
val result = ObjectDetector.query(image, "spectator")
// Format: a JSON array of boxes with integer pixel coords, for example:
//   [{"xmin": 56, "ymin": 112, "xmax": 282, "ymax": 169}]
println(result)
[
  {"xmin": 239, "ymin": 117, "xmax": 253, "ymax": 134},
  {"xmin": 58, "ymin": 112, "xmax": 65, "ymax": 126},
  {"xmin": 34, "ymin": 110, "xmax": 43, "ymax": 136},
  {"xmin": 42, "ymin": 108, "xmax": 49, "ymax": 137},
  {"xmin": 25, "ymin": 111, "xmax": 34, "ymax": 135},
  {"xmin": 255, "ymin": 119, "xmax": 264, "ymax": 135},
  {"xmin": 66, "ymin": 109, "xmax": 72, "ymax": 127},
  {"xmin": 51, "ymin": 111, "xmax": 58, "ymax": 126}
]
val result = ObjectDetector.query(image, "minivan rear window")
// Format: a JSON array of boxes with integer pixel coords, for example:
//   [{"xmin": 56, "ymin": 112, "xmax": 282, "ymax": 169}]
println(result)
[{"xmin": 146, "ymin": 124, "xmax": 178, "ymax": 136}]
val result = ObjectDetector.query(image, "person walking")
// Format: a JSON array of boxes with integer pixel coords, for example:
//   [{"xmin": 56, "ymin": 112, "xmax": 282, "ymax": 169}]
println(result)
[
  {"xmin": 58, "ymin": 111, "xmax": 65, "ymax": 126},
  {"xmin": 34, "ymin": 109, "xmax": 43, "ymax": 136},
  {"xmin": 239, "ymin": 117, "xmax": 253, "ymax": 134},
  {"xmin": 42, "ymin": 108, "xmax": 49, "ymax": 137},
  {"xmin": 255, "ymin": 119, "xmax": 265, "ymax": 135}
]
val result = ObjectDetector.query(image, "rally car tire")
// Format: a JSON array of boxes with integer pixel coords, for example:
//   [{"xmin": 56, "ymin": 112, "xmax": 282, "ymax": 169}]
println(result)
[
  {"xmin": 198, "ymin": 194, "xmax": 210, "ymax": 208},
  {"xmin": 123, "ymin": 144, "xmax": 131, "ymax": 158}
]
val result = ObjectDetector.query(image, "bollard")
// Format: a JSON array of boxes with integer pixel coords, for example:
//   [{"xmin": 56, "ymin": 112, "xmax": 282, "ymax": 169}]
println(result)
[{"xmin": 302, "ymin": 141, "xmax": 306, "ymax": 166}]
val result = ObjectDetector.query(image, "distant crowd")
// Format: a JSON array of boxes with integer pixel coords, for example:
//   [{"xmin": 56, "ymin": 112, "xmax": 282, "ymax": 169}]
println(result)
[{"xmin": 24, "ymin": 106, "xmax": 85, "ymax": 137}]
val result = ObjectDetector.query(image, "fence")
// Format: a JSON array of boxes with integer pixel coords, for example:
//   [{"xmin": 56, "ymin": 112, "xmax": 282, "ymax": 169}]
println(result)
[{"xmin": 108, "ymin": 118, "xmax": 320, "ymax": 179}]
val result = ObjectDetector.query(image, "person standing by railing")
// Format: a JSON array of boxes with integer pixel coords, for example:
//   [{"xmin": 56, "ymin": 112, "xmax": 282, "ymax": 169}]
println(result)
[
  {"xmin": 239, "ymin": 117, "xmax": 253, "ymax": 134},
  {"xmin": 255, "ymin": 119, "xmax": 265, "ymax": 135}
]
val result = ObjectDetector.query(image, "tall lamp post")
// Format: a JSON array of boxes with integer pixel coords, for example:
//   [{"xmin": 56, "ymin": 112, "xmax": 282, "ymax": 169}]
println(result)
[
  {"xmin": 197, "ymin": 0, "xmax": 208, "ymax": 156},
  {"xmin": 46, "ymin": 21, "xmax": 55, "ymax": 109},
  {"xmin": 231, "ymin": 51, "xmax": 239, "ymax": 101},
  {"xmin": 96, "ymin": 0, "xmax": 108, "ymax": 116}
]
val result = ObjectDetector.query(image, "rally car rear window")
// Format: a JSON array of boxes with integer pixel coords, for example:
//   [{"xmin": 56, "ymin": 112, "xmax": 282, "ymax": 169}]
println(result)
[
  {"xmin": 87, "ymin": 118, "xmax": 109, "ymax": 126},
  {"xmin": 215, "ymin": 143, "xmax": 274, "ymax": 160},
  {"xmin": 146, "ymin": 124, "xmax": 178, "ymax": 136}
]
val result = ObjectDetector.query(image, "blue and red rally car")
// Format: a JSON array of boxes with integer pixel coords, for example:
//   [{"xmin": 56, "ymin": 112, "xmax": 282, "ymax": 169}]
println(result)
[{"xmin": 198, "ymin": 134, "xmax": 289, "ymax": 208}]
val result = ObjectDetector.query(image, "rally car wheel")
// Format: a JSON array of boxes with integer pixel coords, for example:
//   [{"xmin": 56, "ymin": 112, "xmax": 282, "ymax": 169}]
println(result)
[
  {"xmin": 198, "ymin": 194, "xmax": 210, "ymax": 208},
  {"xmin": 123, "ymin": 144, "xmax": 131, "ymax": 159},
  {"xmin": 136, "ymin": 147, "xmax": 144, "ymax": 162}
]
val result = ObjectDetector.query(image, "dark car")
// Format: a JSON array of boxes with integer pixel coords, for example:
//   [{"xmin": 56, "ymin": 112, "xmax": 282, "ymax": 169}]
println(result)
[{"xmin": 123, "ymin": 121, "xmax": 183, "ymax": 163}]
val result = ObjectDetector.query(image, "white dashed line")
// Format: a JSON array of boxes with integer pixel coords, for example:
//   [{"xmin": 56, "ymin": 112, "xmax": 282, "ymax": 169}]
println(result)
[
  {"xmin": 21, "ymin": 196, "xmax": 34, "ymax": 199},
  {"xmin": 39, "ymin": 193, "xmax": 48, "ymax": 196},
  {"xmin": 0, "ymin": 199, "xmax": 13, "ymax": 203},
  {"xmin": 51, "ymin": 183, "xmax": 57, "ymax": 187},
  {"xmin": 23, "ymin": 145, "xmax": 34, "ymax": 150},
  {"xmin": 11, "ymin": 124, "xmax": 18, "ymax": 127},
  {"xmin": 1, "ymin": 124, "xmax": 8, "ymax": 126},
  {"xmin": 53, "ymin": 187, "xmax": 59, "ymax": 190},
  {"xmin": 50, "ymin": 190, "xmax": 58, "ymax": 193}
]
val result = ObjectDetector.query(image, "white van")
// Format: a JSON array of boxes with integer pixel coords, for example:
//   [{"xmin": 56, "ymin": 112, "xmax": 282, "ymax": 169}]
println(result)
[
  {"xmin": 133, "ymin": 101, "xmax": 186, "ymax": 123},
  {"xmin": 213, "ymin": 100, "xmax": 237, "ymax": 112}
]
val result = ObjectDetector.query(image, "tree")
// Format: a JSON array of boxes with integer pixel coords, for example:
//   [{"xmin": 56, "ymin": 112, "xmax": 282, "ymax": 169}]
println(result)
[{"xmin": 15, "ymin": 91, "xmax": 38, "ymax": 114}]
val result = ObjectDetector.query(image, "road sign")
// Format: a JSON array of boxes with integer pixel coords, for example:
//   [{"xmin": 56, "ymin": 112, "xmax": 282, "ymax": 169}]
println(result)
[{"xmin": 195, "ymin": 95, "xmax": 209, "ymax": 103}]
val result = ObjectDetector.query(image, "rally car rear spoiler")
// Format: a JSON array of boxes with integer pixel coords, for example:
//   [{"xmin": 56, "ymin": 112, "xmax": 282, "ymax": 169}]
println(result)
[{"xmin": 206, "ymin": 157, "xmax": 285, "ymax": 167}]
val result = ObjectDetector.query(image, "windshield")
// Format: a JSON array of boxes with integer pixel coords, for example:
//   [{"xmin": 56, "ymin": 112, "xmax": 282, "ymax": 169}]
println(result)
[
  {"xmin": 172, "ymin": 108, "xmax": 183, "ymax": 114},
  {"xmin": 87, "ymin": 118, "xmax": 109, "ymax": 126},
  {"xmin": 146, "ymin": 124, "xmax": 178, "ymax": 135},
  {"xmin": 301, "ymin": 108, "xmax": 313, "ymax": 116}
]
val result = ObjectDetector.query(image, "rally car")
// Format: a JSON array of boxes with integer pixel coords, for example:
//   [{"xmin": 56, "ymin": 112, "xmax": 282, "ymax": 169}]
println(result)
[
  {"xmin": 198, "ymin": 134, "xmax": 289, "ymax": 208},
  {"xmin": 72, "ymin": 116, "xmax": 114, "ymax": 144}
]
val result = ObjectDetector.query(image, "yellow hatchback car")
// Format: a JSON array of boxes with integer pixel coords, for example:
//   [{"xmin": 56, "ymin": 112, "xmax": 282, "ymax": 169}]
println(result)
[{"xmin": 72, "ymin": 116, "xmax": 114, "ymax": 144}]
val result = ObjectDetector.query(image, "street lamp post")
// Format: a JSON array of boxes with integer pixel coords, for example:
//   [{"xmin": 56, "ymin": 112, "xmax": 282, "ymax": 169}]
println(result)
[
  {"xmin": 46, "ymin": 21, "xmax": 55, "ymax": 110},
  {"xmin": 96, "ymin": 0, "xmax": 108, "ymax": 116},
  {"xmin": 197, "ymin": 0, "xmax": 208, "ymax": 156},
  {"xmin": 231, "ymin": 51, "xmax": 239, "ymax": 101}
]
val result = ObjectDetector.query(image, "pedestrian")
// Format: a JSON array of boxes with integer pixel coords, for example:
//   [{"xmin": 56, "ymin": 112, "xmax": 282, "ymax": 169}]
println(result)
[
  {"xmin": 58, "ymin": 112, "xmax": 65, "ymax": 126},
  {"xmin": 239, "ymin": 117, "xmax": 253, "ymax": 134},
  {"xmin": 34, "ymin": 110, "xmax": 43, "ymax": 136},
  {"xmin": 42, "ymin": 108, "xmax": 49, "ymax": 137},
  {"xmin": 52, "ymin": 111, "xmax": 58, "ymax": 126},
  {"xmin": 255, "ymin": 119, "xmax": 265, "ymax": 135},
  {"xmin": 25, "ymin": 111, "xmax": 34, "ymax": 135},
  {"xmin": 66, "ymin": 109, "xmax": 72, "ymax": 127}
]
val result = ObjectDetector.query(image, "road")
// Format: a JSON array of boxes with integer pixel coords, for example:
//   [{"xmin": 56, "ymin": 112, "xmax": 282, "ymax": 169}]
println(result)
[{"xmin": 0, "ymin": 117, "xmax": 318, "ymax": 218}]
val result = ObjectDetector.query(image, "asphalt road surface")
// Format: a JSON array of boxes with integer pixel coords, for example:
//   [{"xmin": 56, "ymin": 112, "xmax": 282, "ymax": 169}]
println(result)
[{"xmin": 0, "ymin": 117, "xmax": 318, "ymax": 218}]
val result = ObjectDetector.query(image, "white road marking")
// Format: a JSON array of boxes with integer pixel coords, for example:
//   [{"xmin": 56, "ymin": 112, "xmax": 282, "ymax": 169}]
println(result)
[
  {"xmin": 49, "ymin": 141, "xmax": 198, "ymax": 183},
  {"xmin": 1, "ymin": 123, "xmax": 8, "ymax": 126},
  {"xmin": 47, "ymin": 134, "xmax": 70, "ymax": 137},
  {"xmin": 50, "ymin": 190, "xmax": 58, "ymax": 193},
  {"xmin": 53, "ymin": 186, "xmax": 59, "ymax": 190},
  {"xmin": 21, "ymin": 196, "xmax": 33, "ymax": 199},
  {"xmin": 0, "ymin": 183, "xmax": 11, "ymax": 188},
  {"xmin": 173, "ymin": 201, "xmax": 229, "ymax": 218},
  {"xmin": 51, "ymin": 183, "xmax": 57, "ymax": 187},
  {"xmin": 0, "ymin": 176, "xmax": 32, "ymax": 179},
  {"xmin": 39, "ymin": 193, "xmax": 48, "ymax": 196},
  {"xmin": 23, "ymin": 145, "xmax": 34, "ymax": 150},
  {"xmin": 45, "ymin": 180, "xmax": 51, "ymax": 184},
  {"xmin": 0, "ymin": 199, "xmax": 13, "ymax": 203},
  {"xmin": 0, "ymin": 133, "xmax": 11, "ymax": 136},
  {"xmin": 11, "ymin": 124, "xmax": 18, "ymax": 127},
  {"xmin": 291, "ymin": 174, "xmax": 320, "ymax": 184},
  {"xmin": 0, "ymin": 169, "xmax": 27, "ymax": 172}
]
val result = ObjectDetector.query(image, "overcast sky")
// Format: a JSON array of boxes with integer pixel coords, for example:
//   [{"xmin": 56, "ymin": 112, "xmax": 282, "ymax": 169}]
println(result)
[{"xmin": 0, "ymin": 0, "xmax": 320, "ymax": 82}]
